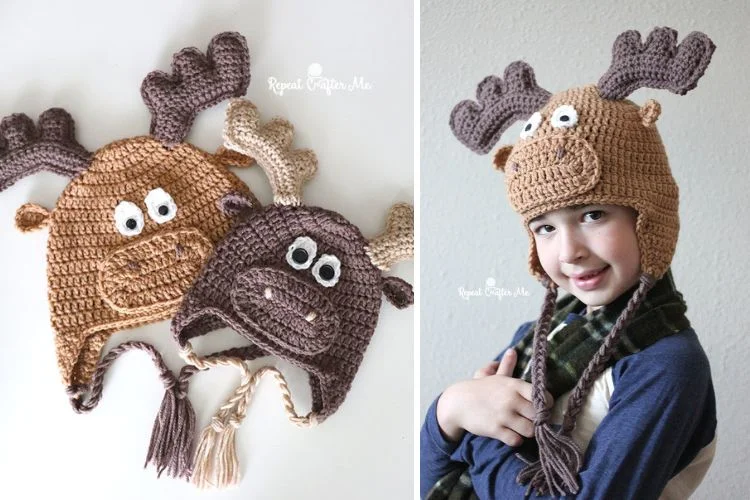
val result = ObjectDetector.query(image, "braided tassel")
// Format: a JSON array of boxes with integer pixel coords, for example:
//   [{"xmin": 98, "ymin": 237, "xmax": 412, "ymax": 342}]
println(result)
[
  {"xmin": 145, "ymin": 365, "xmax": 197, "ymax": 479},
  {"xmin": 66, "ymin": 341, "xmax": 199, "ymax": 480},
  {"xmin": 179, "ymin": 343, "xmax": 317, "ymax": 489},
  {"xmin": 517, "ymin": 274, "xmax": 656, "ymax": 497}
]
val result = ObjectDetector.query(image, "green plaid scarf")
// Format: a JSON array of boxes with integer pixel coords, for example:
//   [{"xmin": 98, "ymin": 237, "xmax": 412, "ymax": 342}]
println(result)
[
  {"xmin": 511, "ymin": 267, "xmax": 690, "ymax": 396},
  {"xmin": 426, "ymin": 268, "xmax": 690, "ymax": 500}
]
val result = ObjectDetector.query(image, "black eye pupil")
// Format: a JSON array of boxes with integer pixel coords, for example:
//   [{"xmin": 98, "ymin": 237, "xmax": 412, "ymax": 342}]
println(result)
[
  {"xmin": 292, "ymin": 248, "xmax": 309, "ymax": 264},
  {"xmin": 319, "ymin": 264, "xmax": 335, "ymax": 281},
  {"xmin": 524, "ymin": 123, "xmax": 532, "ymax": 131},
  {"xmin": 560, "ymin": 115, "xmax": 569, "ymax": 122},
  {"xmin": 158, "ymin": 205, "xmax": 169, "ymax": 216},
  {"xmin": 125, "ymin": 218, "xmax": 137, "ymax": 230}
]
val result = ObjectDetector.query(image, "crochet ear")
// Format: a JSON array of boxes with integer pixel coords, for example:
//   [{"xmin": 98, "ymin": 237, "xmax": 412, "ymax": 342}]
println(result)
[
  {"xmin": 639, "ymin": 99, "xmax": 661, "ymax": 127},
  {"xmin": 382, "ymin": 276, "xmax": 413, "ymax": 309},
  {"xmin": 218, "ymin": 192, "xmax": 256, "ymax": 218},
  {"xmin": 493, "ymin": 145, "xmax": 514, "ymax": 172},
  {"xmin": 15, "ymin": 203, "xmax": 52, "ymax": 232},
  {"xmin": 212, "ymin": 146, "xmax": 255, "ymax": 169}
]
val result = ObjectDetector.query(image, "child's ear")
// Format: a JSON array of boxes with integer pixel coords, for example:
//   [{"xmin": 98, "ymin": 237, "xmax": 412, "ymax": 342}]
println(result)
[
  {"xmin": 382, "ymin": 276, "xmax": 413, "ymax": 309},
  {"xmin": 493, "ymin": 145, "xmax": 514, "ymax": 172}
]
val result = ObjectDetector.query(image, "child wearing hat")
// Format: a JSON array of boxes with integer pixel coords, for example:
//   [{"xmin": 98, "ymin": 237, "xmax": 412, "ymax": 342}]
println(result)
[{"xmin": 421, "ymin": 27, "xmax": 718, "ymax": 499}]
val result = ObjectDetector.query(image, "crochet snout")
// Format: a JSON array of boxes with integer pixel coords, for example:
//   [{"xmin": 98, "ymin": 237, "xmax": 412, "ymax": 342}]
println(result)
[
  {"xmin": 97, "ymin": 227, "xmax": 213, "ymax": 315},
  {"xmin": 505, "ymin": 135, "xmax": 601, "ymax": 213},
  {"xmin": 230, "ymin": 267, "xmax": 341, "ymax": 356}
]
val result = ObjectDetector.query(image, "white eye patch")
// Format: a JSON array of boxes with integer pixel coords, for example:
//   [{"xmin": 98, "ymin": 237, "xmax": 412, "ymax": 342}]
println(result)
[
  {"xmin": 520, "ymin": 112, "xmax": 542, "ymax": 139},
  {"xmin": 312, "ymin": 254, "xmax": 341, "ymax": 287},
  {"xmin": 286, "ymin": 236, "xmax": 318, "ymax": 270},
  {"xmin": 114, "ymin": 201, "xmax": 144, "ymax": 237},
  {"xmin": 144, "ymin": 188, "xmax": 177, "ymax": 224},
  {"xmin": 550, "ymin": 105, "xmax": 578, "ymax": 129}
]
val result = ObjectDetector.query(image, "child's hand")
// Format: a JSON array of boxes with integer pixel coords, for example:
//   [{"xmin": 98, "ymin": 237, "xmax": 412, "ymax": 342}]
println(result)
[{"xmin": 436, "ymin": 348, "xmax": 554, "ymax": 446}]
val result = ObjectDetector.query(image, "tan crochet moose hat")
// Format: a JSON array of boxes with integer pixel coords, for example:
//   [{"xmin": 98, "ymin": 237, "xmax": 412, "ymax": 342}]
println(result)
[
  {"xmin": 452, "ymin": 27, "xmax": 715, "ymax": 284},
  {"xmin": 169, "ymin": 98, "xmax": 414, "ymax": 488},
  {"xmin": 450, "ymin": 26, "xmax": 715, "ymax": 496},
  {"xmin": 0, "ymin": 32, "xmax": 257, "ymax": 405}
]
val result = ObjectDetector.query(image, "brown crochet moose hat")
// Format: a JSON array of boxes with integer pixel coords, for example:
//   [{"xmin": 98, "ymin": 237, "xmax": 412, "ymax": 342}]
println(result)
[
  {"xmin": 450, "ymin": 27, "xmax": 714, "ymax": 496},
  {"xmin": 169, "ymin": 98, "xmax": 414, "ymax": 488},
  {"xmin": 0, "ymin": 32, "xmax": 258, "ymax": 474}
]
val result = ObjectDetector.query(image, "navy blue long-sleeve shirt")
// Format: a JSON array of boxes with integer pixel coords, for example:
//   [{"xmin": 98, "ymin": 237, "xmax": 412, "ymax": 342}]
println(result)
[{"xmin": 420, "ymin": 320, "xmax": 717, "ymax": 499}]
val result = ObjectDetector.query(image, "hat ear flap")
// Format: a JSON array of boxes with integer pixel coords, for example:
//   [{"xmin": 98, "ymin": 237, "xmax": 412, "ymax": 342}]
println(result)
[{"xmin": 493, "ymin": 145, "xmax": 513, "ymax": 172}]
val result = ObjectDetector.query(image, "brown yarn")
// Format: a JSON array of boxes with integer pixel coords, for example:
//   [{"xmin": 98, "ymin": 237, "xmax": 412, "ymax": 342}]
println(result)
[
  {"xmin": 66, "ymin": 341, "xmax": 197, "ymax": 479},
  {"xmin": 169, "ymin": 99, "xmax": 414, "ymax": 488}
]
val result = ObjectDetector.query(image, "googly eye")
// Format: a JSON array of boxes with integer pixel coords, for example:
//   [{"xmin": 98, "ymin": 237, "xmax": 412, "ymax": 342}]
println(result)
[
  {"xmin": 520, "ymin": 112, "xmax": 542, "ymax": 139},
  {"xmin": 287, "ymin": 236, "xmax": 317, "ymax": 270},
  {"xmin": 550, "ymin": 105, "xmax": 578, "ymax": 129},
  {"xmin": 144, "ymin": 188, "xmax": 177, "ymax": 224},
  {"xmin": 312, "ymin": 254, "xmax": 341, "ymax": 287},
  {"xmin": 114, "ymin": 201, "xmax": 144, "ymax": 237}
]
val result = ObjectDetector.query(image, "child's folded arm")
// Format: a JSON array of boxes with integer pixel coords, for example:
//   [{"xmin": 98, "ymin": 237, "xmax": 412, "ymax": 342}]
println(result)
[
  {"xmin": 466, "ymin": 330, "xmax": 715, "ymax": 499},
  {"xmin": 420, "ymin": 321, "xmax": 535, "ymax": 498}
]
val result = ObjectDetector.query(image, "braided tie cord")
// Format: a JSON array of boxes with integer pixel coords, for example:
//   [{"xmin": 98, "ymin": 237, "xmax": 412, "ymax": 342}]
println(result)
[
  {"xmin": 179, "ymin": 343, "xmax": 316, "ymax": 488},
  {"xmin": 67, "ymin": 341, "xmax": 178, "ymax": 413},
  {"xmin": 517, "ymin": 274, "xmax": 657, "ymax": 497}
]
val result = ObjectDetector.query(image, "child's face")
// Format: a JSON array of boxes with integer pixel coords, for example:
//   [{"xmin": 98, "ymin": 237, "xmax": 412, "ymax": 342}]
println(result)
[{"xmin": 528, "ymin": 204, "xmax": 641, "ymax": 312}]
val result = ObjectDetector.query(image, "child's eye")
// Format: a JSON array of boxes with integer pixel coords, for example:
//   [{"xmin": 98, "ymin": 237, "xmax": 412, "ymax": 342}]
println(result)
[
  {"xmin": 583, "ymin": 210, "xmax": 604, "ymax": 222},
  {"xmin": 533, "ymin": 224, "xmax": 555, "ymax": 235}
]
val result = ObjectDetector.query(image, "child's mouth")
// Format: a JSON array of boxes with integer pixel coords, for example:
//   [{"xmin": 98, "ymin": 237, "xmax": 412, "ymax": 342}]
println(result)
[{"xmin": 572, "ymin": 265, "xmax": 609, "ymax": 290}]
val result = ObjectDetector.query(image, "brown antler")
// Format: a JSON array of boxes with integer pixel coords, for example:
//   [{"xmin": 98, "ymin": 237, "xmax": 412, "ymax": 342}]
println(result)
[
  {"xmin": 598, "ymin": 27, "xmax": 716, "ymax": 100},
  {"xmin": 365, "ymin": 203, "xmax": 414, "ymax": 271},
  {"xmin": 141, "ymin": 32, "xmax": 251, "ymax": 146},
  {"xmin": 450, "ymin": 61, "xmax": 551, "ymax": 155},
  {"xmin": 223, "ymin": 98, "xmax": 317, "ymax": 206},
  {"xmin": 0, "ymin": 108, "xmax": 91, "ymax": 192}
]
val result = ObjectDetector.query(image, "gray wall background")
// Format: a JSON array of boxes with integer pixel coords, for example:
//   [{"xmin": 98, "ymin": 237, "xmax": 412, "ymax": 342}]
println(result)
[{"xmin": 420, "ymin": 0, "xmax": 749, "ymax": 497}]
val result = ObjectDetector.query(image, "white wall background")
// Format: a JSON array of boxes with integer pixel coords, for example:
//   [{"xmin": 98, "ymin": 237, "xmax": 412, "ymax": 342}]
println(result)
[
  {"xmin": 420, "ymin": 0, "xmax": 749, "ymax": 497},
  {"xmin": 0, "ymin": 1, "xmax": 413, "ymax": 499}
]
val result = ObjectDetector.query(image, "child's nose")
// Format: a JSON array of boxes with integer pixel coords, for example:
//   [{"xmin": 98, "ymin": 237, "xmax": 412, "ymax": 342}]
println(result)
[{"xmin": 558, "ymin": 231, "xmax": 587, "ymax": 264}]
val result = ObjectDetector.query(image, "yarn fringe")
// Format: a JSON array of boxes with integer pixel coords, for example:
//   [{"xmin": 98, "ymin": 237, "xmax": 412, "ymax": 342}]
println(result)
[
  {"xmin": 516, "ymin": 423, "xmax": 583, "ymax": 497},
  {"xmin": 145, "ymin": 367, "xmax": 196, "ymax": 479}
]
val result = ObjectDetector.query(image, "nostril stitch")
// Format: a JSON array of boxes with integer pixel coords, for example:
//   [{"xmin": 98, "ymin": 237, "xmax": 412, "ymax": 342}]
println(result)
[
  {"xmin": 175, "ymin": 243, "xmax": 185, "ymax": 258},
  {"xmin": 127, "ymin": 261, "xmax": 140, "ymax": 272},
  {"xmin": 305, "ymin": 311, "xmax": 317, "ymax": 323},
  {"xmin": 510, "ymin": 162, "xmax": 519, "ymax": 172},
  {"xmin": 264, "ymin": 287, "xmax": 273, "ymax": 300},
  {"xmin": 557, "ymin": 146, "xmax": 566, "ymax": 160}
]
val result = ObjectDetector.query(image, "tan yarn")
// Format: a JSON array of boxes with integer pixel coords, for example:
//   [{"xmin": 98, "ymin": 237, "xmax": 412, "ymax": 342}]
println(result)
[
  {"xmin": 19, "ymin": 137, "xmax": 254, "ymax": 389},
  {"xmin": 495, "ymin": 85, "xmax": 678, "ymax": 281},
  {"xmin": 180, "ymin": 343, "xmax": 314, "ymax": 488},
  {"xmin": 223, "ymin": 98, "xmax": 317, "ymax": 206},
  {"xmin": 365, "ymin": 203, "xmax": 415, "ymax": 271}
]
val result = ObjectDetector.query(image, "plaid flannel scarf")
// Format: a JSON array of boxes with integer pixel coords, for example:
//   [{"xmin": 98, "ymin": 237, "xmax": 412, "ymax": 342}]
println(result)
[{"xmin": 426, "ymin": 268, "xmax": 690, "ymax": 500}]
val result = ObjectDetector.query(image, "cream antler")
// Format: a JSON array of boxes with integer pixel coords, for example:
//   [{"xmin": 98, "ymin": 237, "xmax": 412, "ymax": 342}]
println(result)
[
  {"xmin": 223, "ymin": 99, "xmax": 317, "ymax": 206},
  {"xmin": 365, "ymin": 203, "xmax": 414, "ymax": 271}
]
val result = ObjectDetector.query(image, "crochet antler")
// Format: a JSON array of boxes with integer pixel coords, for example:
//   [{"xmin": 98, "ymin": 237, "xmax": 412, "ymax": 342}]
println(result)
[
  {"xmin": 0, "ymin": 108, "xmax": 91, "ymax": 192},
  {"xmin": 223, "ymin": 98, "xmax": 317, "ymax": 206},
  {"xmin": 598, "ymin": 27, "xmax": 716, "ymax": 100},
  {"xmin": 141, "ymin": 32, "xmax": 251, "ymax": 146},
  {"xmin": 366, "ymin": 203, "xmax": 414, "ymax": 271},
  {"xmin": 450, "ymin": 61, "xmax": 551, "ymax": 155}
]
